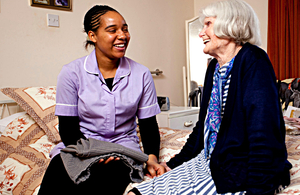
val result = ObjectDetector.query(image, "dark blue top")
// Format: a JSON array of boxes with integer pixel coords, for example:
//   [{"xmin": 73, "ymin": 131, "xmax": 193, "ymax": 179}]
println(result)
[{"xmin": 167, "ymin": 43, "xmax": 292, "ymax": 195}]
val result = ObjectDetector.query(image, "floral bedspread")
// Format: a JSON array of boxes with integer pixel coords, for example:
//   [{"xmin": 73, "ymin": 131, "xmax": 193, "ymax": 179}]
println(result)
[{"xmin": 0, "ymin": 114, "xmax": 300, "ymax": 195}]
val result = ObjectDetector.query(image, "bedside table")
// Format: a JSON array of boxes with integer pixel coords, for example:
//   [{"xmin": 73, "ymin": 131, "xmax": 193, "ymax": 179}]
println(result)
[{"xmin": 156, "ymin": 106, "xmax": 200, "ymax": 130}]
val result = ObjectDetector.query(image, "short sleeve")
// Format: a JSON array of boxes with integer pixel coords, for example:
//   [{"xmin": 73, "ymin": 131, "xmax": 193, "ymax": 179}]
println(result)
[
  {"xmin": 137, "ymin": 70, "xmax": 161, "ymax": 119},
  {"xmin": 55, "ymin": 65, "xmax": 78, "ymax": 116}
]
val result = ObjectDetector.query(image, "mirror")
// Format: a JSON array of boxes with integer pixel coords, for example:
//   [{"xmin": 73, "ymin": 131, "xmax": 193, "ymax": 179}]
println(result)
[{"xmin": 185, "ymin": 17, "xmax": 211, "ymax": 107}]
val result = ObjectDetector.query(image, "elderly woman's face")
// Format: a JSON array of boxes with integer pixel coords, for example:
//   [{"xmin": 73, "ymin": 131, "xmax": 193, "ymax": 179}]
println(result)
[{"xmin": 199, "ymin": 17, "xmax": 227, "ymax": 57}]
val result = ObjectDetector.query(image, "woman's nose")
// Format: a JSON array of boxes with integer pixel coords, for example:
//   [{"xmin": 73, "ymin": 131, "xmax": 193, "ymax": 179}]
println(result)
[
  {"xmin": 199, "ymin": 28, "xmax": 205, "ymax": 38},
  {"xmin": 118, "ymin": 30, "xmax": 126, "ymax": 39}
]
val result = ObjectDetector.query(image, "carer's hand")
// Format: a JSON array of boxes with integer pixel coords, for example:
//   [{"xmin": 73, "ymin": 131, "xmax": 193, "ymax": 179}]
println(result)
[
  {"xmin": 98, "ymin": 156, "xmax": 120, "ymax": 164},
  {"xmin": 146, "ymin": 154, "xmax": 166, "ymax": 178}
]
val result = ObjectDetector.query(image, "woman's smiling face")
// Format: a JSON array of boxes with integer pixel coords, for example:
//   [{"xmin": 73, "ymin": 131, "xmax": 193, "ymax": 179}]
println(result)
[
  {"xmin": 199, "ymin": 17, "xmax": 227, "ymax": 57},
  {"xmin": 89, "ymin": 11, "xmax": 130, "ymax": 61}
]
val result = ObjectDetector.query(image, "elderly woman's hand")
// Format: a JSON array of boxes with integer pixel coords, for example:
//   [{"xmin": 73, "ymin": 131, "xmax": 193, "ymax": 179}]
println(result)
[
  {"xmin": 160, "ymin": 161, "xmax": 172, "ymax": 172},
  {"xmin": 146, "ymin": 154, "xmax": 166, "ymax": 178}
]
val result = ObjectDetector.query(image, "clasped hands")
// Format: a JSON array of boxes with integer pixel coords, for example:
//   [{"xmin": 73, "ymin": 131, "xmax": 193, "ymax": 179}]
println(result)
[{"xmin": 98, "ymin": 154, "xmax": 172, "ymax": 178}]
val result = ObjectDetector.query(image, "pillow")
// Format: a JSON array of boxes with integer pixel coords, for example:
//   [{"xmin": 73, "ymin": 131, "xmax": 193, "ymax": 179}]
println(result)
[
  {"xmin": 281, "ymin": 78, "xmax": 295, "ymax": 84},
  {"xmin": 1, "ymin": 87, "xmax": 60, "ymax": 144},
  {"xmin": 0, "ymin": 113, "xmax": 55, "ymax": 195},
  {"xmin": 0, "ymin": 112, "xmax": 26, "ymax": 135}
]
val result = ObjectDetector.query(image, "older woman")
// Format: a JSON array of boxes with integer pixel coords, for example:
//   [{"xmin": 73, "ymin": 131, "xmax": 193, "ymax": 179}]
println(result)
[{"xmin": 129, "ymin": 0, "xmax": 291, "ymax": 194}]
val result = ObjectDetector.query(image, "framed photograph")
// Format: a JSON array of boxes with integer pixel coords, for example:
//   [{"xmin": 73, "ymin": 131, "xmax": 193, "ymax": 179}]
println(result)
[{"xmin": 31, "ymin": 0, "xmax": 72, "ymax": 11}]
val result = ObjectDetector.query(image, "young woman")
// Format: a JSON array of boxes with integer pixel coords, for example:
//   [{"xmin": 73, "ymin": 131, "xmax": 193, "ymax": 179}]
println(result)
[{"xmin": 38, "ymin": 5, "xmax": 165, "ymax": 195}]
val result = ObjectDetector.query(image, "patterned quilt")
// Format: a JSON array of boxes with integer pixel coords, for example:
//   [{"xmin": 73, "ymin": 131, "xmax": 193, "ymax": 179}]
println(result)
[{"xmin": 0, "ymin": 86, "xmax": 300, "ymax": 194}]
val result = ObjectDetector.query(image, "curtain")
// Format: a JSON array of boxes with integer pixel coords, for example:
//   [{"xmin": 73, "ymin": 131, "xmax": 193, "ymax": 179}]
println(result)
[{"xmin": 267, "ymin": 0, "xmax": 300, "ymax": 80}]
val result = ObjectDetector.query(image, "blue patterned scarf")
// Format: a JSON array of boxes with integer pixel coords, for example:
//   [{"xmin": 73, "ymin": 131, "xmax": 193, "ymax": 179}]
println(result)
[{"xmin": 204, "ymin": 57, "xmax": 235, "ymax": 159}]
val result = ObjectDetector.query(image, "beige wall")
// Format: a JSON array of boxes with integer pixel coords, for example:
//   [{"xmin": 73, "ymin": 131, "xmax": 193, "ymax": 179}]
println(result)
[
  {"xmin": 0, "ymin": 0, "xmax": 268, "ymax": 107},
  {"xmin": 0, "ymin": 0, "xmax": 194, "ymax": 106},
  {"xmin": 194, "ymin": 0, "xmax": 268, "ymax": 50}
]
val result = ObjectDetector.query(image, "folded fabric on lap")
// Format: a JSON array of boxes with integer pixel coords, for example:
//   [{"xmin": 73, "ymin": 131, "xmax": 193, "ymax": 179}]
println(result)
[{"xmin": 60, "ymin": 138, "xmax": 148, "ymax": 184}]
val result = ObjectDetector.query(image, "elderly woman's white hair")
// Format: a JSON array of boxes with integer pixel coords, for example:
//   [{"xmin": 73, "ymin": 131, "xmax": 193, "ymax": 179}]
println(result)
[{"xmin": 199, "ymin": 0, "xmax": 262, "ymax": 46}]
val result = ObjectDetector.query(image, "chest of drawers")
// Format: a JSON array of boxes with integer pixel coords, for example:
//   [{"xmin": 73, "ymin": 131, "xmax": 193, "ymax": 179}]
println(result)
[{"xmin": 156, "ymin": 106, "xmax": 200, "ymax": 130}]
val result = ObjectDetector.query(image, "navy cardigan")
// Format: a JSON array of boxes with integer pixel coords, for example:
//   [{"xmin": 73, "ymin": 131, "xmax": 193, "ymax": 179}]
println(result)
[{"xmin": 167, "ymin": 43, "xmax": 291, "ymax": 195}]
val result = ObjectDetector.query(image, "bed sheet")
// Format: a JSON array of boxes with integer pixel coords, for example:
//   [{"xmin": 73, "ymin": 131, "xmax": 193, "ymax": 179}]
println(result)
[{"xmin": 0, "ymin": 109, "xmax": 300, "ymax": 194}]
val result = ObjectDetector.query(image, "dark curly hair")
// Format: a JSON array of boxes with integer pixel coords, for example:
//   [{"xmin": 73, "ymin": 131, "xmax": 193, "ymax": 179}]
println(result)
[{"xmin": 84, "ymin": 5, "xmax": 119, "ymax": 49}]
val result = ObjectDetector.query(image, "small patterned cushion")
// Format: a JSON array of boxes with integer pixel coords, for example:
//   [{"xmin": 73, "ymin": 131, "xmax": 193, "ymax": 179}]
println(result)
[{"xmin": 1, "ymin": 87, "xmax": 60, "ymax": 143}]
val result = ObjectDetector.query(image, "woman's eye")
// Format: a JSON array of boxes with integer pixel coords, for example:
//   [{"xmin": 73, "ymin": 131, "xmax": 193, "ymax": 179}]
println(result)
[{"xmin": 107, "ymin": 29, "xmax": 116, "ymax": 33}]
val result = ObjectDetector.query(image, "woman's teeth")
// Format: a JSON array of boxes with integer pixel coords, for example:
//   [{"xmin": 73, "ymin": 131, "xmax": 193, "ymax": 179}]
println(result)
[
  {"xmin": 114, "ymin": 44, "xmax": 125, "ymax": 48},
  {"xmin": 204, "ymin": 39, "xmax": 210, "ymax": 44}
]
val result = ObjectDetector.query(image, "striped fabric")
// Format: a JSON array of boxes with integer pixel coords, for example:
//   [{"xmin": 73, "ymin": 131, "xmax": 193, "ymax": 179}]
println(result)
[
  {"xmin": 219, "ymin": 69, "xmax": 231, "ymax": 117},
  {"xmin": 204, "ymin": 58, "xmax": 234, "ymax": 159},
  {"xmin": 136, "ymin": 150, "xmax": 245, "ymax": 195}
]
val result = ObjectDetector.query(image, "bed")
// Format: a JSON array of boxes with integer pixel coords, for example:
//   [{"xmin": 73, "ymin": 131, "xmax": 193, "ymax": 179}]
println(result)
[{"xmin": 0, "ymin": 86, "xmax": 299, "ymax": 195}]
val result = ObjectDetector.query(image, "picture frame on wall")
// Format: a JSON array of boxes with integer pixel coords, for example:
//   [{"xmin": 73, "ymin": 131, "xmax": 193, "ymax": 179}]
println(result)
[{"xmin": 31, "ymin": 0, "xmax": 72, "ymax": 11}]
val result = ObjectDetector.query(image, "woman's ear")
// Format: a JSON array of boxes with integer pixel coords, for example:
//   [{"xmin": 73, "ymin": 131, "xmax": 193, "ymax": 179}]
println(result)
[{"xmin": 88, "ymin": 31, "xmax": 97, "ymax": 43}]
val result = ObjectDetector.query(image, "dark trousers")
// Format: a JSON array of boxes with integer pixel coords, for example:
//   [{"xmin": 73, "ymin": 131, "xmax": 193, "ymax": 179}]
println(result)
[{"xmin": 38, "ymin": 154, "xmax": 131, "ymax": 195}]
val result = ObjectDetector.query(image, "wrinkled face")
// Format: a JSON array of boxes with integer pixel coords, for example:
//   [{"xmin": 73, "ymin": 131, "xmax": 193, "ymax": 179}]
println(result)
[
  {"xmin": 89, "ymin": 11, "xmax": 130, "ymax": 60},
  {"xmin": 199, "ymin": 17, "xmax": 227, "ymax": 57}
]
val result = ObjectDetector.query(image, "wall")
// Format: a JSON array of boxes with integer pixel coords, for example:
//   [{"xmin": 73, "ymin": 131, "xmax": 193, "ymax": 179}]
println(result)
[
  {"xmin": 0, "ymin": 0, "xmax": 194, "ymax": 107},
  {"xmin": 194, "ymin": 0, "xmax": 268, "ymax": 51}
]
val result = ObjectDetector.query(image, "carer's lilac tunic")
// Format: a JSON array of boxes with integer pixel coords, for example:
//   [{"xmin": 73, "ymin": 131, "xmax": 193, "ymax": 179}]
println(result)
[{"xmin": 51, "ymin": 50, "xmax": 160, "ymax": 157}]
